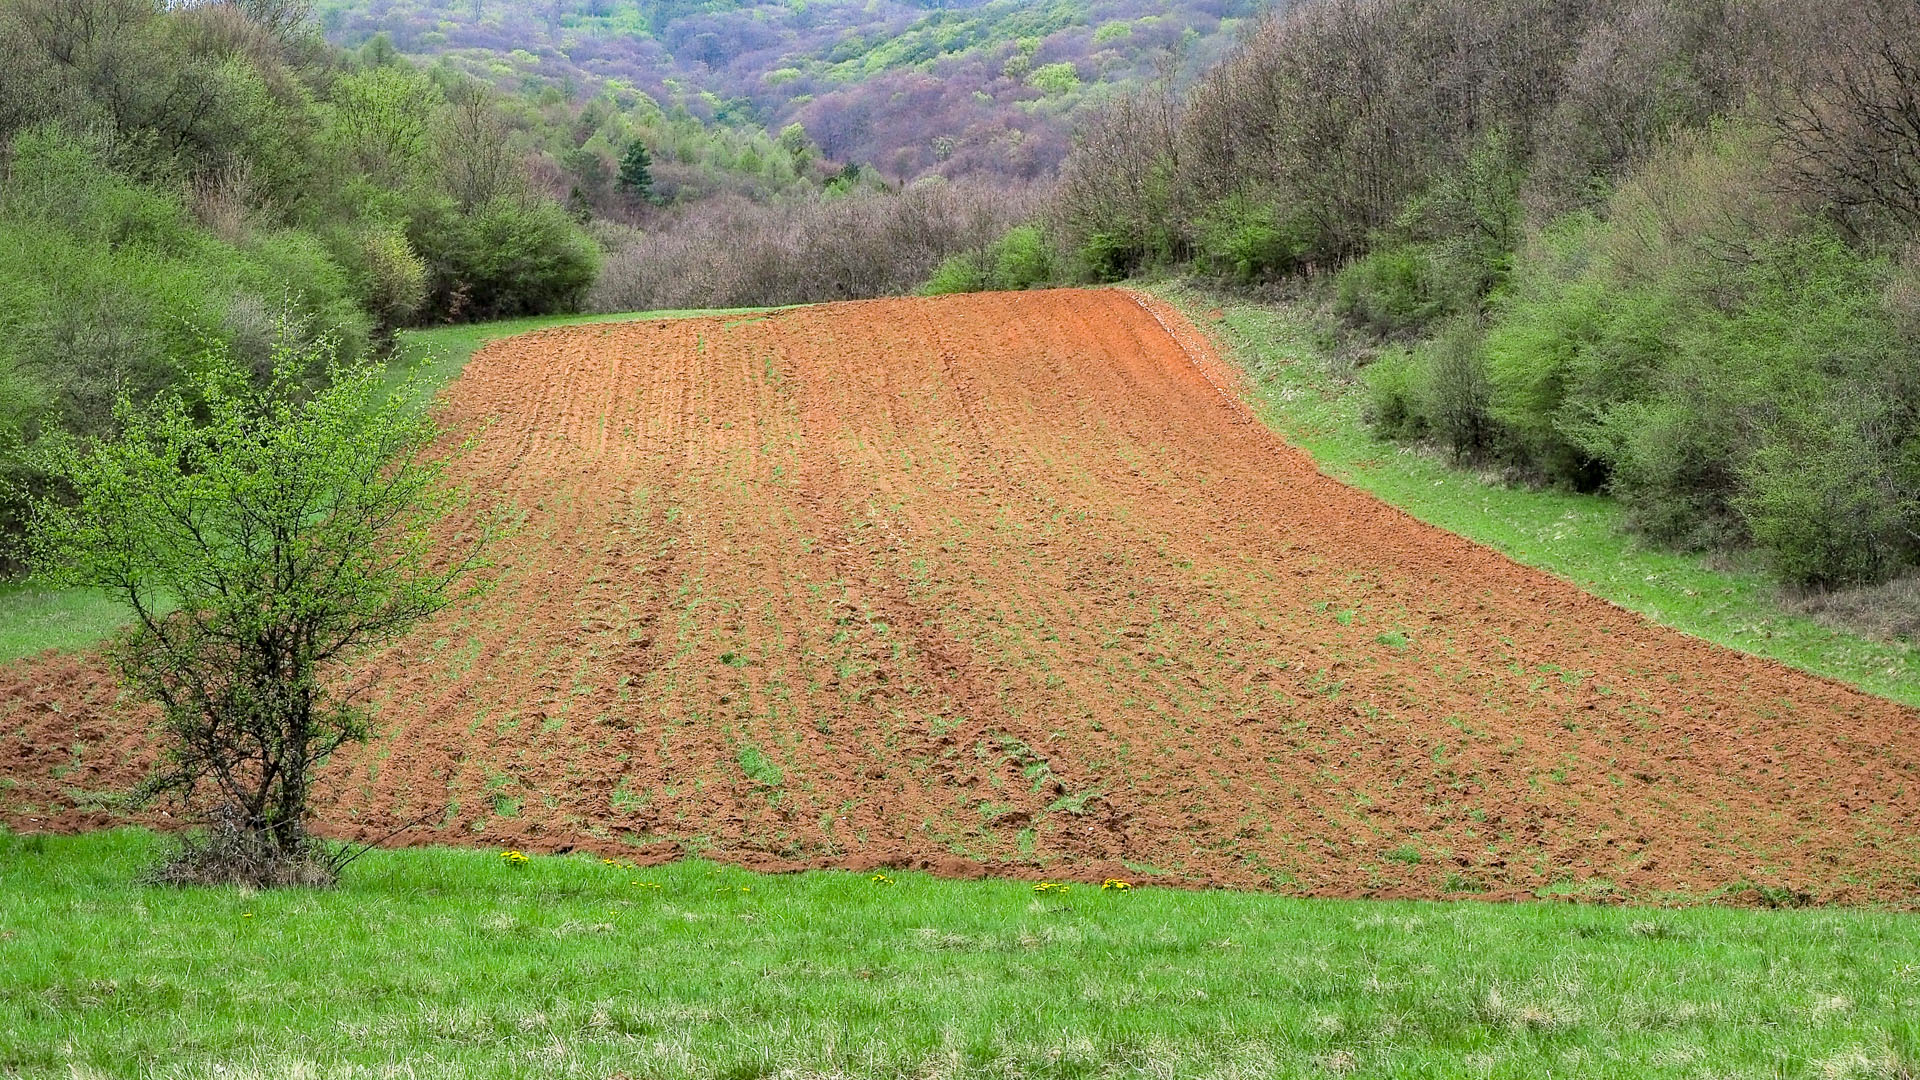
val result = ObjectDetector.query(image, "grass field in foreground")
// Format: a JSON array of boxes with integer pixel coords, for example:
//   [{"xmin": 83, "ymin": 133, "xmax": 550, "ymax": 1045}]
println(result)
[
  {"xmin": 2, "ymin": 831, "xmax": 1917, "ymax": 1079},
  {"xmin": 0, "ymin": 306, "xmax": 787, "ymax": 664},
  {"xmin": 1159, "ymin": 285, "xmax": 1920, "ymax": 708}
]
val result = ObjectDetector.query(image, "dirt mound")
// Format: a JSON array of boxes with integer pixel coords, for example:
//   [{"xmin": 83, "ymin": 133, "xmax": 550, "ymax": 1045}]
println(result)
[{"xmin": 4, "ymin": 290, "xmax": 1917, "ymax": 902}]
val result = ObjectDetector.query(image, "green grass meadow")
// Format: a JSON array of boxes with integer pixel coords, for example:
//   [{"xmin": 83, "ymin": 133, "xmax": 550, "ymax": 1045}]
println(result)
[
  {"xmin": 1156, "ymin": 285, "xmax": 1920, "ymax": 708},
  {"xmin": 2, "ymin": 830, "xmax": 1917, "ymax": 1079}
]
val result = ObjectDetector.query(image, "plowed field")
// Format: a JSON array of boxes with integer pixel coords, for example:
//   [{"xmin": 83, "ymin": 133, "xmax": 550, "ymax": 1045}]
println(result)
[{"xmin": 4, "ymin": 290, "xmax": 1917, "ymax": 902}]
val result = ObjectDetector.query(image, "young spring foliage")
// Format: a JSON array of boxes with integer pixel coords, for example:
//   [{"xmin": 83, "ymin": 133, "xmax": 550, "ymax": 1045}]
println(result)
[{"xmin": 23, "ymin": 340, "xmax": 490, "ymax": 882}]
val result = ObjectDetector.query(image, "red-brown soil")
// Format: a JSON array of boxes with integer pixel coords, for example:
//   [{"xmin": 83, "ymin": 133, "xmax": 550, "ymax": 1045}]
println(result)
[{"xmin": 4, "ymin": 290, "xmax": 1918, "ymax": 903}]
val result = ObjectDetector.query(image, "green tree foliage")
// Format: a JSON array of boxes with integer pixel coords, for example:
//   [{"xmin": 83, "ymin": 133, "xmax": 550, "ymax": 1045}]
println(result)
[
  {"xmin": 0, "ymin": 127, "xmax": 369, "ymax": 442},
  {"xmin": 409, "ymin": 197, "xmax": 601, "ymax": 321},
  {"xmin": 922, "ymin": 224, "xmax": 1058, "ymax": 295},
  {"xmin": 775, "ymin": 123, "xmax": 815, "ymax": 176},
  {"xmin": 1028, "ymin": 62, "xmax": 1080, "ymax": 95},
  {"xmin": 0, "ymin": 0, "xmax": 602, "ymax": 565},
  {"xmin": 24, "ymin": 340, "xmax": 489, "ymax": 885},
  {"xmin": 1363, "ymin": 126, "xmax": 1920, "ymax": 585}
]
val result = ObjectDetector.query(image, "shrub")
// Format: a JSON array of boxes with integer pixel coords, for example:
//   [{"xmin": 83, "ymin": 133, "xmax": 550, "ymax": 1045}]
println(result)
[
  {"xmin": 1415, "ymin": 318, "xmax": 1495, "ymax": 461},
  {"xmin": 410, "ymin": 197, "xmax": 600, "ymax": 321},
  {"xmin": 1474, "ymin": 182, "xmax": 1919, "ymax": 579},
  {"xmin": 922, "ymin": 251, "xmax": 988, "ymax": 296},
  {"xmin": 1361, "ymin": 323, "xmax": 1495, "ymax": 461},
  {"xmin": 1336, "ymin": 246, "xmax": 1444, "ymax": 335},
  {"xmin": 330, "ymin": 226, "xmax": 429, "ymax": 337},
  {"xmin": 1738, "ymin": 391, "xmax": 1918, "ymax": 587},
  {"xmin": 919, "ymin": 224, "xmax": 1058, "ymax": 296},
  {"xmin": 1077, "ymin": 231, "xmax": 1141, "ymax": 284},
  {"xmin": 1194, "ymin": 195, "xmax": 1316, "ymax": 282},
  {"xmin": 238, "ymin": 229, "xmax": 374, "ymax": 365},
  {"xmin": 1028, "ymin": 62, "xmax": 1081, "ymax": 95},
  {"xmin": 1478, "ymin": 216, "xmax": 1629, "ymax": 487},
  {"xmin": 987, "ymin": 225, "xmax": 1055, "ymax": 290},
  {"xmin": 1361, "ymin": 348, "xmax": 1424, "ymax": 441},
  {"xmin": 0, "ymin": 128, "xmax": 362, "ymax": 437}
]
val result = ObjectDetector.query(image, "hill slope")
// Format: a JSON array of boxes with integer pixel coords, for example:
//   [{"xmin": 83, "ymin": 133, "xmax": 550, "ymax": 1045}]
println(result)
[
  {"xmin": 317, "ymin": 0, "xmax": 1261, "ymax": 179},
  {"xmin": 4, "ymin": 292, "xmax": 1916, "ymax": 901}
]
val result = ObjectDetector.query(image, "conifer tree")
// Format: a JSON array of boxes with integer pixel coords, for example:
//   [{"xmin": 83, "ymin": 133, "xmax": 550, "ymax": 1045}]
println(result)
[{"xmin": 617, "ymin": 141, "xmax": 654, "ymax": 203}]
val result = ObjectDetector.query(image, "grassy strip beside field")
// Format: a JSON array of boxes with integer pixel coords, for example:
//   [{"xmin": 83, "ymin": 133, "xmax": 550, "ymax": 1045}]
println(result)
[
  {"xmin": 3, "ymin": 830, "xmax": 1916, "ymax": 1079},
  {"xmin": 1161, "ymin": 286, "xmax": 1920, "ymax": 708},
  {"xmin": 0, "ymin": 586, "xmax": 130, "ymax": 662},
  {"xmin": 0, "ymin": 307, "xmax": 786, "ymax": 664}
]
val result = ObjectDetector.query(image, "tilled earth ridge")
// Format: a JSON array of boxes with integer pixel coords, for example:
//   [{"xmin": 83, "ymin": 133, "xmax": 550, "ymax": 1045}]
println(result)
[{"xmin": 3, "ymin": 289, "xmax": 1917, "ymax": 902}]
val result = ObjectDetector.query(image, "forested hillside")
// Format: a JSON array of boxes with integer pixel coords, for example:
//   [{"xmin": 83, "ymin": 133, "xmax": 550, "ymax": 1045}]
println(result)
[{"xmin": 316, "ymin": 0, "xmax": 1257, "ymax": 182}]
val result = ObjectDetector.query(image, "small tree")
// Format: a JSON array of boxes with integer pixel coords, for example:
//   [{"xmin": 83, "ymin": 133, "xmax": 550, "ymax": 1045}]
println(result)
[
  {"xmin": 25, "ymin": 338, "xmax": 489, "ymax": 886},
  {"xmin": 617, "ymin": 140, "xmax": 653, "ymax": 203}
]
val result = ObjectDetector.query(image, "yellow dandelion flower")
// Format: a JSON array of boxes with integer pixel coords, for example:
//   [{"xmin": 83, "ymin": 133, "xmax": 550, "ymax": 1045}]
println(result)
[{"xmin": 1102, "ymin": 879, "xmax": 1132, "ymax": 891}]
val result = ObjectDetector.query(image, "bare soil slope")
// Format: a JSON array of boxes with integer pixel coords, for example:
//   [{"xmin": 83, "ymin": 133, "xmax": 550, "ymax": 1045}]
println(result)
[{"xmin": 5, "ymin": 290, "xmax": 1917, "ymax": 901}]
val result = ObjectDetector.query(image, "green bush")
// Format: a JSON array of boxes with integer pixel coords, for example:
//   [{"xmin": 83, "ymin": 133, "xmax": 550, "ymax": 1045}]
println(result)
[
  {"xmin": 1479, "ymin": 215, "xmax": 1643, "ymax": 487},
  {"xmin": 1335, "ymin": 246, "xmax": 1445, "ymax": 335},
  {"xmin": 1364, "ymin": 120, "xmax": 1920, "ymax": 585},
  {"xmin": 1466, "ymin": 189, "xmax": 1919, "ymax": 580},
  {"xmin": 921, "ymin": 226, "xmax": 1057, "ymax": 296},
  {"xmin": 327, "ymin": 226, "xmax": 429, "ymax": 338},
  {"xmin": 1738, "ymin": 392, "xmax": 1918, "ymax": 586},
  {"xmin": 0, "ymin": 129, "xmax": 369, "ymax": 431},
  {"xmin": 1359, "ymin": 322, "xmax": 1494, "ymax": 462},
  {"xmin": 1361, "ymin": 348, "xmax": 1424, "ymax": 441},
  {"xmin": 1194, "ymin": 196, "xmax": 1316, "ymax": 282},
  {"xmin": 238, "ymin": 229, "xmax": 374, "ymax": 364},
  {"xmin": 1416, "ymin": 318, "xmax": 1495, "ymax": 461},
  {"xmin": 1077, "ymin": 230, "xmax": 1146, "ymax": 284},
  {"xmin": 922, "ymin": 251, "xmax": 988, "ymax": 296},
  {"xmin": 409, "ymin": 197, "xmax": 601, "ymax": 321},
  {"xmin": 987, "ymin": 225, "xmax": 1055, "ymax": 290}
]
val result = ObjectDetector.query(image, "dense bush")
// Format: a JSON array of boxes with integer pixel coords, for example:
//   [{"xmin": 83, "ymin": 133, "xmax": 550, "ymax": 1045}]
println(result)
[
  {"xmin": 408, "ymin": 197, "xmax": 600, "ymax": 321},
  {"xmin": 1193, "ymin": 195, "xmax": 1317, "ymax": 282},
  {"xmin": 0, "ymin": 2, "xmax": 604, "ymax": 562},
  {"xmin": 1051, "ymin": 0, "xmax": 1920, "ymax": 589},
  {"xmin": 1433, "ymin": 130, "xmax": 1920, "ymax": 584},
  {"xmin": 1360, "ymin": 318, "xmax": 1493, "ymax": 462},
  {"xmin": 0, "ymin": 129, "xmax": 365, "ymax": 440},
  {"xmin": 922, "ymin": 223, "xmax": 1058, "ymax": 295},
  {"xmin": 1335, "ymin": 248, "xmax": 1444, "ymax": 336}
]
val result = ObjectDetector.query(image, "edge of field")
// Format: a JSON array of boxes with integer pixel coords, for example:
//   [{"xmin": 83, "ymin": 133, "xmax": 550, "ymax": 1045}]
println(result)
[{"xmin": 1151, "ymin": 282, "xmax": 1920, "ymax": 709}]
